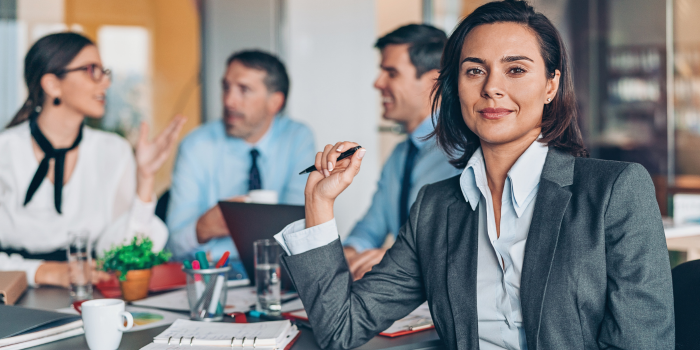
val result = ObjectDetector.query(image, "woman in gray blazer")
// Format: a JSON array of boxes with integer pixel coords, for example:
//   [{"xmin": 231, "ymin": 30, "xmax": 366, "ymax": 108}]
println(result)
[{"xmin": 274, "ymin": 1, "xmax": 674, "ymax": 349}]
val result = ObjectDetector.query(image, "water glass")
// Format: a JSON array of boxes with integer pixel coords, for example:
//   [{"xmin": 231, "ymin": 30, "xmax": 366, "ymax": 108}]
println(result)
[
  {"xmin": 67, "ymin": 231, "xmax": 92, "ymax": 301},
  {"xmin": 254, "ymin": 239, "xmax": 282, "ymax": 315}
]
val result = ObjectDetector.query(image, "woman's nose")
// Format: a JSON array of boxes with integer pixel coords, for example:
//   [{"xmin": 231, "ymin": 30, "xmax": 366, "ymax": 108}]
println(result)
[{"xmin": 481, "ymin": 72, "xmax": 505, "ymax": 99}]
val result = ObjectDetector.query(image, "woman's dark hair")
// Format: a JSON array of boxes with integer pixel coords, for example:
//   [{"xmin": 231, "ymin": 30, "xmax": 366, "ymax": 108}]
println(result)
[
  {"xmin": 431, "ymin": 0, "xmax": 588, "ymax": 168},
  {"xmin": 7, "ymin": 32, "xmax": 94, "ymax": 128}
]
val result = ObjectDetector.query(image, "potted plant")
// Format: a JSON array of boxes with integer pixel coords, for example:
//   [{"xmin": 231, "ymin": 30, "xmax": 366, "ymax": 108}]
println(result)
[{"xmin": 100, "ymin": 236, "xmax": 171, "ymax": 301}]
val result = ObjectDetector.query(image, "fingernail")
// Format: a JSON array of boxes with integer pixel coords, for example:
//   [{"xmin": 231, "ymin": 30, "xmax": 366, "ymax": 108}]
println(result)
[
  {"xmin": 357, "ymin": 149, "xmax": 366, "ymax": 159},
  {"xmin": 337, "ymin": 146, "xmax": 343, "ymax": 152},
  {"xmin": 328, "ymin": 162, "xmax": 334, "ymax": 172}
]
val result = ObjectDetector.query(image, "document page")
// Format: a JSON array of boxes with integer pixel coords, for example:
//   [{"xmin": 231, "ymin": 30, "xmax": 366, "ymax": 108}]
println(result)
[{"xmin": 381, "ymin": 302, "xmax": 433, "ymax": 335}]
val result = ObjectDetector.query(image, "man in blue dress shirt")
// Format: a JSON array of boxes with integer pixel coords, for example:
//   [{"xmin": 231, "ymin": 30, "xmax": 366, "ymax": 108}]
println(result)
[
  {"xmin": 343, "ymin": 25, "xmax": 461, "ymax": 279},
  {"xmin": 166, "ymin": 50, "xmax": 315, "ymax": 275}
]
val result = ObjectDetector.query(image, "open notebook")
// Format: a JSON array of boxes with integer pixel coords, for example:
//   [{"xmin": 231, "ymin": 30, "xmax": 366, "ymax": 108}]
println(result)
[{"xmin": 139, "ymin": 319, "xmax": 300, "ymax": 350}]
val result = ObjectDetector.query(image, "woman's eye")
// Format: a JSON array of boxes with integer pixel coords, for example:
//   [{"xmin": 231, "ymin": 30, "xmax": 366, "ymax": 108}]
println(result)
[
  {"xmin": 466, "ymin": 68, "xmax": 483, "ymax": 76},
  {"xmin": 509, "ymin": 67, "xmax": 526, "ymax": 74}
]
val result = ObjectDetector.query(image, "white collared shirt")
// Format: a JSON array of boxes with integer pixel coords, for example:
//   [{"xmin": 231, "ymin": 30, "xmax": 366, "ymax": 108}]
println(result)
[
  {"xmin": 0, "ymin": 122, "xmax": 168, "ymax": 286},
  {"xmin": 460, "ymin": 139, "xmax": 548, "ymax": 349},
  {"xmin": 274, "ymin": 139, "xmax": 549, "ymax": 350}
]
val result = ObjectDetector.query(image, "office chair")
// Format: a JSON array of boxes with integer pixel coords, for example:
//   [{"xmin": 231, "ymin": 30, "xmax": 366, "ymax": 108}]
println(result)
[
  {"xmin": 155, "ymin": 190, "xmax": 170, "ymax": 222},
  {"xmin": 673, "ymin": 259, "xmax": 700, "ymax": 350}
]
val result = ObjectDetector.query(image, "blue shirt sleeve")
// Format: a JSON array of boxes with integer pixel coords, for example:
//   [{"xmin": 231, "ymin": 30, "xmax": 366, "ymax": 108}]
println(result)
[
  {"xmin": 342, "ymin": 155, "xmax": 397, "ymax": 253},
  {"xmin": 165, "ymin": 138, "xmax": 209, "ymax": 261},
  {"xmin": 280, "ymin": 125, "xmax": 316, "ymax": 206}
]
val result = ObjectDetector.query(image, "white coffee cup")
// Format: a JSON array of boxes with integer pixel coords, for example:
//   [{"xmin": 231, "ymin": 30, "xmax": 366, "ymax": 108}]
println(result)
[
  {"xmin": 80, "ymin": 299, "xmax": 133, "ymax": 350},
  {"xmin": 247, "ymin": 190, "xmax": 279, "ymax": 204}
]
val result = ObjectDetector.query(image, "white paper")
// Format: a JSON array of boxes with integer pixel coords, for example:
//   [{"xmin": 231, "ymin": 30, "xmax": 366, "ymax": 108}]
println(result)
[
  {"xmin": 131, "ymin": 286, "xmax": 258, "ymax": 314},
  {"xmin": 381, "ymin": 302, "xmax": 433, "ymax": 334},
  {"xmin": 154, "ymin": 319, "xmax": 289, "ymax": 341},
  {"xmin": 280, "ymin": 298, "xmax": 304, "ymax": 313}
]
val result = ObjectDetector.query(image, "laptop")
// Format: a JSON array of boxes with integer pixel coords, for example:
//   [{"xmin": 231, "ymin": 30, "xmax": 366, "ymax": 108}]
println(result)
[{"xmin": 219, "ymin": 201, "xmax": 305, "ymax": 290}]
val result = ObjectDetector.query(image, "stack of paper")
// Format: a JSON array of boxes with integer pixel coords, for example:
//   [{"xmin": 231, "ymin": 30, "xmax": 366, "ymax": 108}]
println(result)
[
  {"xmin": 0, "ymin": 305, "xmax": 83, "ymax": 350},
  {"xmin": 139, "ymin": 319, "xmax": 300, "ymax": 350}
]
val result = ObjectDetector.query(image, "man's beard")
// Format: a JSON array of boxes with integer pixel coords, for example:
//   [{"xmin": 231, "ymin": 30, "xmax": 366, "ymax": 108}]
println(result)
[{"xmin": 223, "ymin": 109, "xmax": 251, "ymax": 138}]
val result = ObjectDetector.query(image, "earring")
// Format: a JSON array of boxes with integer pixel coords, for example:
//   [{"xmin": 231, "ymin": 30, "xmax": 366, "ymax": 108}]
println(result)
[
  {"xmin": 53, "ymin": 97, "xmax": 61, "ymax": 106},
  {"xmin": 547, "ymin": 98, "xmax": 552, "ymax": 102}
]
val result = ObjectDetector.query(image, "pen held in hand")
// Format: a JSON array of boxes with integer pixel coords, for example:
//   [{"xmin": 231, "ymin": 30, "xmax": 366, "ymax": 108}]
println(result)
[{"xmin": 299, "ymin": 146, "xmax": 362, "ymax": 175}]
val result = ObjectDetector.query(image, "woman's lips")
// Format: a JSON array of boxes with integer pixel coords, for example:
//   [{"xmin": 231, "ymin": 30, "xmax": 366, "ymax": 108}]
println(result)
[{"xmin": 479, "ymin": 108, "xmax": 513, "ymax": 120}]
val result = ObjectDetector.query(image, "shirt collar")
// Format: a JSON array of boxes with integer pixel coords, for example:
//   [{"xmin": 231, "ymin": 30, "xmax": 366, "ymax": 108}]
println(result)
[
  {"xmin": 226, "ymin": 115, "xmax": 280, "ymax": 157},
  {"xmin": 507, "ymin": 138, "xmax": 549, "ymax": 214},
  {"xmin": 408, "ymin": 114, "xmax": 436, "ymax": 150},
  {"xmin": 460, "ymin": 147, "xmax": 484, "ymax": 212},
  {"xmin": 459, "ymin": 138, "xmax": 549, "ymax": 216}
]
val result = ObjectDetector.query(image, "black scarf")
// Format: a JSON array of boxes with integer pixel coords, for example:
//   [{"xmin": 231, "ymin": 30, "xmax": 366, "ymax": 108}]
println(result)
[{"xmin": 24, "ymin": 113, "xmax": 83, "ymax": 214}]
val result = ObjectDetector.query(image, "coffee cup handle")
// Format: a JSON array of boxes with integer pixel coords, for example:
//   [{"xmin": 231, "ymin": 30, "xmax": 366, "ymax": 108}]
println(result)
[{"xmin": 118, "ymin": 311, "xmax": 134, "ymax": 332}]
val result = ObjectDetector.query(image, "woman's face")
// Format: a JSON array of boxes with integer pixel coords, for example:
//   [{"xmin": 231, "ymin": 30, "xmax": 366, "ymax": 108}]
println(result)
[
  {"xmin": 53, "ymin": 45, "xmax": 111, "ymax": 118},
  {"xmin": 458, "ymin": 22, "xmax": 560, "ymax": 148}
]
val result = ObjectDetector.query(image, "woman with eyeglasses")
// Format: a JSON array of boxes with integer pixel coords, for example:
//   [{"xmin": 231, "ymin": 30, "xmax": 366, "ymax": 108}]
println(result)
[
  {"xmin": 274, "ymin": 1, "xmax": 674, "ymax": 349},
  {"xmin": 0, "ymin": 32, "xmax": 185, "ymax": 288}
]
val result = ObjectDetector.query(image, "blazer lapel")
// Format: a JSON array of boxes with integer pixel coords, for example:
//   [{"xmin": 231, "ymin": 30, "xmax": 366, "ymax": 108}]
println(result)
[
  {"xmin": 445, "ymin": 194, "xmax": 480, "ymax": 350},
  {"xmin": 520, "ymin": 149, "xmax": 575, "ymax": 350}
]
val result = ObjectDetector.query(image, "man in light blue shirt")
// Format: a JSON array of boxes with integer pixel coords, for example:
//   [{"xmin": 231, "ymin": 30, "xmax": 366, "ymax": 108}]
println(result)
[
  {"xmin": 343, "ymin": 25, "xmax": 460, "ymax": 279},
  {"xmin": 166, "ymin": 50, "xmax": 315, "ymax": 275}
]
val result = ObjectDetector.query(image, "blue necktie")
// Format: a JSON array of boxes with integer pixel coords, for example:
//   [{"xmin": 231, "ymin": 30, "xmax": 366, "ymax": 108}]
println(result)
[
  {"xmin": 248, "ymin": 149, "xmax": 262, "ymax": 191},
  {"xmin": 399, "ymin": 140, "xmax": 418, "ymax": 228}
]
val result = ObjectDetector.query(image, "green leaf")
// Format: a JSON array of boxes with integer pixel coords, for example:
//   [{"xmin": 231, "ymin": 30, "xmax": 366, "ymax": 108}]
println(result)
[{"xmin": 98, "ymin": 236, "xmax": 172, "ymax": 281}]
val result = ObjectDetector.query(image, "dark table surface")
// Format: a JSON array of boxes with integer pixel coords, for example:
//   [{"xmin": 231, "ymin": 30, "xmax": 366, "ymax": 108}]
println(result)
[{"xmin": 16, "ymin": 287, "xmax": 444, "ymax": 350}]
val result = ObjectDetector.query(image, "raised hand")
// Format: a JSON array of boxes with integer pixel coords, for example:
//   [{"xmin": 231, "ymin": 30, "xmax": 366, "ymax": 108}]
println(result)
[
  {"xmin": 304, "ymin": 141, "xmax": 366, "ymax": 228},
  {"xmin": 134, "ymin": 115, "xmax": 187, "ymax": 202}
]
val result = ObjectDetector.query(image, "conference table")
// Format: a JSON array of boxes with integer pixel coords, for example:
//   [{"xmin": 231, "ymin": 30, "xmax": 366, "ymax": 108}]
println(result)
[{"xmin": 16, "ymin": 287, "xmax": 445, "ymax": 350}]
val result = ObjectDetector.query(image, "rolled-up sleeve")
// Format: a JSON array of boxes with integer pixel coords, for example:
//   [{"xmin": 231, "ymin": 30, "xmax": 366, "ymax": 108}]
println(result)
[{"xmin": 274, "ymin": 218, "xmax": 339, "ymax": 255}]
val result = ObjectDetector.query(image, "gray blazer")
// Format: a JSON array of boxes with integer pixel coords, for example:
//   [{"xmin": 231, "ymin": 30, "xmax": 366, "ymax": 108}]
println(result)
[{"xmin": 282, "ymin": 149, "xmax": 674, "ymax": 350}]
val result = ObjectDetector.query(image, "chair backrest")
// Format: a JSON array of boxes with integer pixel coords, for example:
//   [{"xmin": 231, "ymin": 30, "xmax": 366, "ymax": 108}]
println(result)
[
  {"xmin": 155, "ymin": 190, "xmax": 170, "ymax": 222},
  {"xmin": 672, "ymin": 259, "xmax": 700, "ymax": 350}
]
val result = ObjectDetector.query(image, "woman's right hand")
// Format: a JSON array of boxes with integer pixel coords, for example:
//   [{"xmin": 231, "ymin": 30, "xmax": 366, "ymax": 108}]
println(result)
[
  {"xmin": 304, "ymin": 142, "xmax": 366, "ymax": 228},
  {"xmin": 35, "ymin": 261, "xmax": 112, "ymax": 288}
]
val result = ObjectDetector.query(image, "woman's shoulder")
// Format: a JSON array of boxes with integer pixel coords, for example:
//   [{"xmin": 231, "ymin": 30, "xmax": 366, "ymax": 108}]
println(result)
[
  {"xmin": 418, "ymin": 174, "xmax": 463, "ymax": 204},
  {"xmin": 0, "ymin": 121, "xmax": 30, "ymax": 145},
  {"xmin": 82, "ymin": 127, "xmax": 134, "ymax": 162},
  {"xmin": 573, "ymin": 157, "xmax": 651, "ymax": 183}
]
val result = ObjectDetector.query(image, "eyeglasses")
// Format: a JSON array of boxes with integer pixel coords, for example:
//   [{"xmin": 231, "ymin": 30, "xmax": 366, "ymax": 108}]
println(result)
[{"xmin": 57, "ymin": 64, "xmax": 112, "ymax": 82}]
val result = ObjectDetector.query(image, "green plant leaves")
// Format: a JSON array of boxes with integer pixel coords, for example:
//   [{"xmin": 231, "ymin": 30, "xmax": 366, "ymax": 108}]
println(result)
[{"xmin": 99, "ymin": 236, "xmax": 172, "ymax": 281}]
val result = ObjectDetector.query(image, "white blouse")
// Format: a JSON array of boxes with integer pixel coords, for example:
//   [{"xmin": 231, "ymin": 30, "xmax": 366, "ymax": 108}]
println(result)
[{"xmin": 0, "ymin": 122, "xmax": 168, "ymax": 286}]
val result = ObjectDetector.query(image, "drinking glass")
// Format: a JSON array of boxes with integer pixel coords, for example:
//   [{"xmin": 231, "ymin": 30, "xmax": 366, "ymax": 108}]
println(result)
[
  {"xmin": 67, "ymin": 231, "xmax": 92, "ymax": 301},
  {"xmin": 254, "ymin": 239, "xmax": 282, "ymax": 315}
]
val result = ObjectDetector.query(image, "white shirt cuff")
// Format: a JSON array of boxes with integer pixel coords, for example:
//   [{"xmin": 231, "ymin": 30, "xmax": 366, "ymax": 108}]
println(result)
[
  {"xmin": 274, "ymin": 218, "xmax": 339, "ymax": 255},
  {"xmin": 129, "ymin": 194, "xmax": 157, "ymax": 230}
]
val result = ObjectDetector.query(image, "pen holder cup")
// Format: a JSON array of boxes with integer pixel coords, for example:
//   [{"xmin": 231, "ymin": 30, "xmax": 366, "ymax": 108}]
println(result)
[{"xmin": 183, "ymin": 266, "xmax": 230, "ymax": 321}]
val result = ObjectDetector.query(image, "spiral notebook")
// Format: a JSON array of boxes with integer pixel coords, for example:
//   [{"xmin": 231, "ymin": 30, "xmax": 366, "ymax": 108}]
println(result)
[{"xmin": 139, "ymin": 319, "xmax": 300, "ymax": 350}]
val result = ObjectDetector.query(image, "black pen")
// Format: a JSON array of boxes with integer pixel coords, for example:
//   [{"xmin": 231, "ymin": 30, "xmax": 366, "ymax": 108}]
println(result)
[{"xmin": 298, "ymin": 146, "xmax": 362, "ymax": 175}]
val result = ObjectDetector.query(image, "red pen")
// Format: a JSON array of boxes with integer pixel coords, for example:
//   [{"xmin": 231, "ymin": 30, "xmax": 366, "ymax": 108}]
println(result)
[{"xmin": 215, "ymin": 251, "xmax": 230, "ymax": 268}]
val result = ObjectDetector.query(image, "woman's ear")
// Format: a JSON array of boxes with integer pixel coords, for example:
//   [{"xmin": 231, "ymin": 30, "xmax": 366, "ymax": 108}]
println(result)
[
  {"xmin": 545, "ymin": 69, "xmax": 561, "ymax": 103},
  {"xmin": 40, "ymin": 73, "xmax": 62, "ymax": 101}
]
